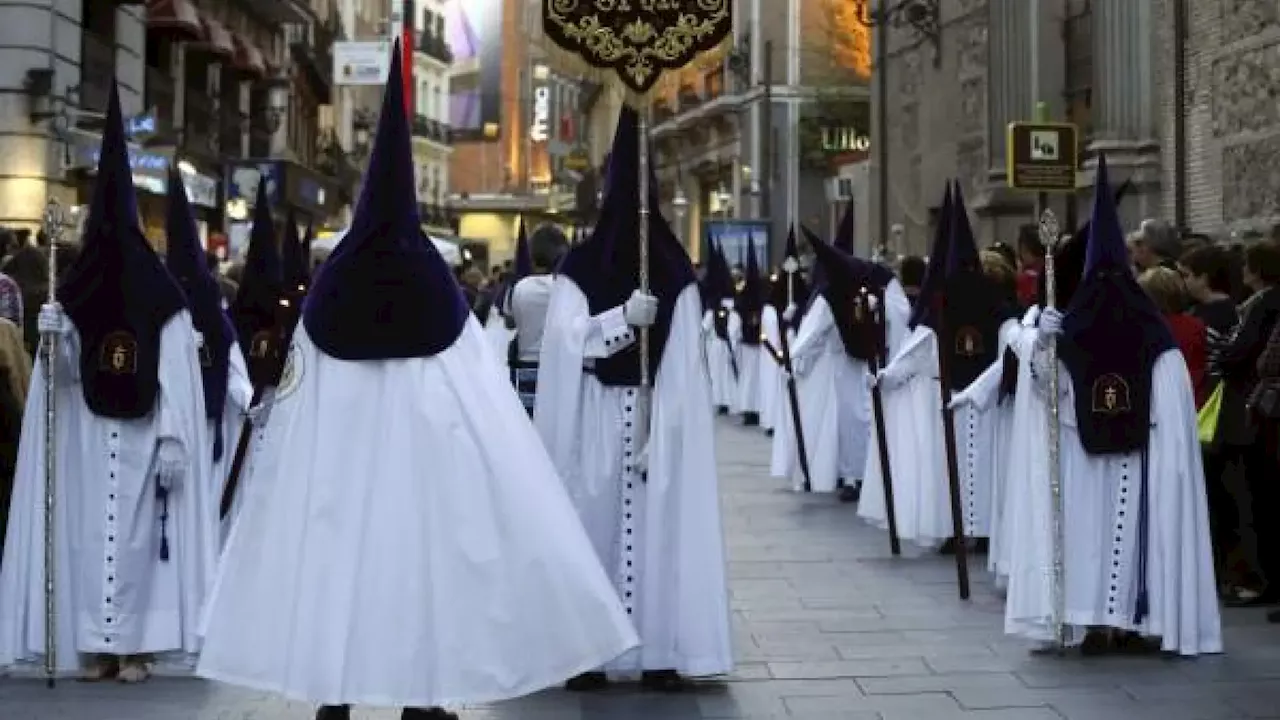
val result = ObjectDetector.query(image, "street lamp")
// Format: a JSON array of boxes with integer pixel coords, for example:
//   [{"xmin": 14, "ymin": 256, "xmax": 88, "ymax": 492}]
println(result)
[
  {"xmin": 672, "ymin": 186, "xmax": 688, "ymax": 241},
  {"xmin": 852, "ymin": 0, "xmax": 941, "ymax": 66}
]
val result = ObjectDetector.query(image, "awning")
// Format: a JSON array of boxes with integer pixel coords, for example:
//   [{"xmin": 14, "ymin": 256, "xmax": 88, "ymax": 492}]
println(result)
[
  {"xmin": 145, "ymin": 0, "xmax": 202, "ymax": 41},
  {"xmin": 232, "ymin": 35, "xmax": 267, "ymax": 77},
  {"xmin": 195, "ymin": 16, "xmax": 235, "ymax": 59}
]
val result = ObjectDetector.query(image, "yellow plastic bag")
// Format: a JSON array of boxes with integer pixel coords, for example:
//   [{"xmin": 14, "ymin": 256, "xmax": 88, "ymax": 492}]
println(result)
[{"xmin": 1198, "ymin": 381, "xmax": 1224, "ymax": 445}]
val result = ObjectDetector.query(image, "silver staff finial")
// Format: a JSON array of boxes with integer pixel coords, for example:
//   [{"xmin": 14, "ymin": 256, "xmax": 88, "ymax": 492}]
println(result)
[{"xmin": 1038, "ymin": 209, "xmax": 1060, "ymax": 251}]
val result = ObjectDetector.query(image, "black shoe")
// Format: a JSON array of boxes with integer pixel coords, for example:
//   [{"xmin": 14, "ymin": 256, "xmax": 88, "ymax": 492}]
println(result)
[
  {"xmin": 565, "ymin": 671, "xmax": 608, "ymax": 691},
  {"xmin": 641, "ymin": 669, "xmax": 689, "ymax": 692},
  {"xmin": 716, "ymin": 406, "xmax": 728, "ymax": 416},
  {"xmin": 402, "ymin": 709, "xmax": 457, "ymax": 720},
  {"xmin": 742, "ymin": 412, "xmax": 760, "ymax": 427},
  {"xmin": 837, "ymin": 484, "xmax": 860, "ymax": 503},
  {"xmin": 316, "ymin": 707, "xmax": 351, "ymax": 720}
]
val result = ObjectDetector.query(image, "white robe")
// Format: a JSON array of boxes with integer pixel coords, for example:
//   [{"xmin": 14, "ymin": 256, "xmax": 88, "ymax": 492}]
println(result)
[
  {"xmin": 196, "ymin": 321, "xmax": 639, "ymax": 706},
  {"xmin": 483, "ymin": 311, "xmax": 513, "ymax": 368},
  {"xmin": 730, "ymin": 311, "xmax": 762, "ymax": 416},
  {"xmin": 1003, "ymin": 344, "xmax": 1222, "ymax": 656},
  {"xmin": 757, "ymin": 306, "xmax": 783, "ymax": 431},
  {"xmin": 0, "ymin": 313, "xmax": 215, "ymax": 672},
  {"xmin": 209, "ymin": 348, "xmax": 253, "ymax": 547},
  {"xmin": 535, "ymin": 281, "xmax": 733, "ymax": 678},
  {"xmin": 702, "ymin": 307, "xmax": 737, "ymax": 410},
  {"xmin": 987, "ymin": 307, "xmax": 1041, "ymax": 585},
  {"xmin": 772, "ymin": 281, "xmax": 911, "ymax": 493},
  {"xmin": 858, "ymin": 317, "xmax": 1018, "ymax": 545}
]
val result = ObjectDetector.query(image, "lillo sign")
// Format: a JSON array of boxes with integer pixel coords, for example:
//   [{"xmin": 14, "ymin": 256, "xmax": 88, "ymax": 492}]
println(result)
[{"xmin": 821, "ymin": 127, "xmax": 871, "ymax": 153}]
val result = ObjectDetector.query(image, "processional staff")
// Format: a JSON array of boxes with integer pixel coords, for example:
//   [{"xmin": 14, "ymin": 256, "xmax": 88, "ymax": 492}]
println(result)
[
  {"xmin": 40, "ymin": 197, "xmax": 65, "ymax": 687},
  {"xmin": 1039, "ymin": 209, "xmax": 1066, "ymax": 651}
]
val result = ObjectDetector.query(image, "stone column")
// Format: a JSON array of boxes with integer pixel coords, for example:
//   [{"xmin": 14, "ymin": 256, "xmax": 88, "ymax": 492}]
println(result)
[
  {"xmin": 1092, "ymin": 0, "xmax": 1156, "ymax": 145},
  {"xmin": 985, "ymin": 0, "xmax": 1033, "ymax": 175}
]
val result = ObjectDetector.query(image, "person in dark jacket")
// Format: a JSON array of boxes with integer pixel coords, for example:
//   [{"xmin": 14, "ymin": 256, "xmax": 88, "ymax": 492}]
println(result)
[{"xmin": 1216, "ymin": 240, "xmax": 1280, "ymax": 606}]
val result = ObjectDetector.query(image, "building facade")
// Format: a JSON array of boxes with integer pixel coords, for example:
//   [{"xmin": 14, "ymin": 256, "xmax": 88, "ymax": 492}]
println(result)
[
  {"xmin": 869, "ymin": 0, "xmax": 1280, "ymax": 259},
  {"xmin": 0, "ymin": 0, "xmax": 344, "ymax": 254},
  {"xmin": 645, "ymin": 0, "xmax": 871, "ymax": 265},
  {"xmin": 445, "ymin": 0, "xmax": 591, "ymax": 269},
  {"xmin": 411, "ymin": 0, "xmax": 453, "ymax": 235}
]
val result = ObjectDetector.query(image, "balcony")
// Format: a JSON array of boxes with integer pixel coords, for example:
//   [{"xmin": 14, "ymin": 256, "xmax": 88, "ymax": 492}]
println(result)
[
  {"xmin": 219, "ymin": 105, "xmax": 247, "ymax": 158},
  {"xmin": 289, "ymin": 15, "xmax": 336, "ymax": 102},
  {"xmin": 144, "ymin": 66, "xmax": 175, "ymax": 132},
  {"xmin": 412, "ymin": 114, "xmax": 453, "ymax": 146},
  {"xmin": 79, "ymin": 31, "xmax": 116, "ymax": 117},
  {"xmin": 183, "ymin": 92, "xmax": 218, "ymax": 157},
  {"xmin": 415, "ymin": 28, "xmax": 453, "ymax": 65}
]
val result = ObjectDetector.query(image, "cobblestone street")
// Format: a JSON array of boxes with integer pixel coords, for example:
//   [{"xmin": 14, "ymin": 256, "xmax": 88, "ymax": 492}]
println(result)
[{"xmin": 4, "ymin": 419, "xmax": 1280, "ymax": 719}]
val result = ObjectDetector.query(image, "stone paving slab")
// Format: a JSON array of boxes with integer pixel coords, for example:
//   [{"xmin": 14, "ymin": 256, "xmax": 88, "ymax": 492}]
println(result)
[{"xmin": 3, "ymin": 419, "xmax": 1280, "ymax": 719}]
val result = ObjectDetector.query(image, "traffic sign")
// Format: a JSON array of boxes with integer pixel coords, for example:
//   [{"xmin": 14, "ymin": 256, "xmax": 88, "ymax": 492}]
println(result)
[{"xmin": 1005, "ymin": 121, "xmax": 1078, "ymax": 192}]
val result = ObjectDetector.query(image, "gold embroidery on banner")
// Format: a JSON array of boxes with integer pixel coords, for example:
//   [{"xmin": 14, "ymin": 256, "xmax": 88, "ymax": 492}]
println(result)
[
  {"xmin": 954, "ymin": 326, "xmax": 983, "ymax": 357},
  {"xmin": 1091, "ymin": 373, "xmax": 1131, "ymax": 415},
  {"xmin": 99, "ymin": 331, "xmax": 138, "ymax": 375},
  {"xmin": 543, "ymin": 0, "xmax": 732, "ymax": 94}
]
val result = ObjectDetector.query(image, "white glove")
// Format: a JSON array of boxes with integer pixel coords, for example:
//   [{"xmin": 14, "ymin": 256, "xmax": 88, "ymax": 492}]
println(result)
[
  {"xmin": 792, "ymin": 352, "xmax": 816, "ymax": 378},
  {"xmin": 244, "ymin": 402, "xmax": 269, "ymax": 425},
  {"xmin": 782, "ymin": 304, "xmax": 798, "ymax": 323},
  {"xmin": 877, "ymin": 367, "xmax": 908, "ymax": 391},
  {"xmin": 153, "ymin": 438, "xmax": 187, "ymax": 491},
  {"xmin": 623, "ymin": 290, "xmax": 659, "ymax": 327},
  {"xmin": 37, "ymin": 303, "xmax": 68, "ymax": 335},
  {"xmin": 1038, "ymin": 307, "xmax": 1064, "ymax": 338},
  {"xmin": 633, "ymin": 439, "xmax": 651, "ymax": 475},
  {"xmin": 865, "ymin": 294, "xmax": 879, "ymax": 312},
  {"xmin": 194, "ymin": 330, "xmax": 205, "ymax": 348},
  {"xmin": 865, "ymin": 371, "xmax": 879, "ymax": 390}
]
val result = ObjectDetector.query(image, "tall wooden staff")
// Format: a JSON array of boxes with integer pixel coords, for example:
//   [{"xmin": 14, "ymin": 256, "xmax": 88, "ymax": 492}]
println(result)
[
  {"xmin": 778, "ymin": 254, "xmax": 812, "ymax": 492},
  {"xmin": 862, "ymin": 286, "xmax": 900, "ymax": 555},
  {"xmin": 1039, "ymin": 210, "xmax": 1065, "ymax": 649},
  {"xmin": 937, "ymin": 295, "xmax": 972, "ymax": 600},
  {"xmin": 41, "ymin": 198, "xmax": 64, "ymax": 687}
]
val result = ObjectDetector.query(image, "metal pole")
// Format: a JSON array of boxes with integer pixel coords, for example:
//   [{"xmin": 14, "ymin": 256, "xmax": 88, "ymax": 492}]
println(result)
[
  {"xmin": 1039, "ymin": 209, "xmax": 1066, "ymax": 652},
  {"xmin": 761, "ymin": 40, "xmax": 773, "ymax": 227},
  {"xmin": 875, "ymin": 18, "xmax": 888, "ymax": 254},
  {"xmin": 41, "ymin": 198, "xmax": 64, "ymax": 687}
]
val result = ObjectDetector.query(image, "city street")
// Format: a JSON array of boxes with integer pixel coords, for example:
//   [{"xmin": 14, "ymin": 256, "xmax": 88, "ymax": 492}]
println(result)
[{"xmin": 3, "ymin": 419, "xmax": 1280, "ymax": 719}]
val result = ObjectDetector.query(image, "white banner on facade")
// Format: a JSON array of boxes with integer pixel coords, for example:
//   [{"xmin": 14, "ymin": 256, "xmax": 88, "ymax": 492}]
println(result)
[{"xmin": 334, "ymin": 41, "xmax": 391, "ymax": 86}]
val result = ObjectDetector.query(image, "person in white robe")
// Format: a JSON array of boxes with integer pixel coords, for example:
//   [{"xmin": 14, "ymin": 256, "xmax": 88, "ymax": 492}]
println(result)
[
  {"xmin": 196, "ymin": 50, "xmax": 638, "ymax": 720},
  {"xmin": 860, "ymin": 183, "xmax": 1019, "ymax": 549},
  {"xmin": 758, "ymin": 281, "xmax": 783, "ymax": 434},
  {"xmin": 218, "ymin": 180, "xmax": 288, "ymax": 538},
  {"xmin": 163, "ymin": 167, "xmax": 254, "ymax": 550},
  {"xmin": 535, "ymin": 105, "xmax": 733, "ymax": 691},
  {"xmin": 1003, "ymin": 157, "xmax": 1221, "ymax": 657},
  {"xmin": 508, "ymin": 223, "xmax": 568, "ymax": 414},
  {"xmin": 730, "ymin": 243, "xmax": 766, "ymax": 426},
  {"xmin": 775, "ymin": 226, "xmax": 910, "ymax": 503},
  {"xmin": 0, "ymin": 85, "xmax": 215, "ymax": 683},
  {"xmin": 702, "ymin": 247, "xmax": 738, "ymax": 414}
]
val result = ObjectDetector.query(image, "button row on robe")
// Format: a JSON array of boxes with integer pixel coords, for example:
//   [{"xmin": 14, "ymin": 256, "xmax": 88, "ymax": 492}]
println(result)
[
  {"xmin": 617, "ymin": 388, "xmax": 640, "ymax": 617},
  {"xmin": 102, "ymin": 427, "xmax": 124, "ymax": 637},
  {"xmin": 1106, "ymin": 462, "xmax": 1132, "ymax": 616}
]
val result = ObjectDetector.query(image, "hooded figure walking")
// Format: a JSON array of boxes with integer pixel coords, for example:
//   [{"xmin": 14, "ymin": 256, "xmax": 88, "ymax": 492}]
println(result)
[
  {"xmin": 534, "ymin": 106, "xmax": 733, "ymax": 691},
  {"xmin": 0, "ymin": 84, "xmax": 214, "ymax": 682},
  {"xmin": 195, "ymin": 46, "xmax": 638, "ymax": 719}
]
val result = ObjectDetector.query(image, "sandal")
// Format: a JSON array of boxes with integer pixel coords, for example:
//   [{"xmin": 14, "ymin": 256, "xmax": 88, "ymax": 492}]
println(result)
[
  {"xmin": 117, "ymin": 657, "xmax": 152, "ymax": 684},
  {"xmin": 80, "ymin": 655, "xmax": 120, "ymax": 682}
]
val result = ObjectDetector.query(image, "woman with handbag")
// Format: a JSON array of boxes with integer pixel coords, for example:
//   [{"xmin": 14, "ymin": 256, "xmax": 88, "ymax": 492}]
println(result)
[
  {"xmin": 1215, "ymin": 241, "xmax": 1280, "ymax": 607},
  {"xmin": 1253, "ymin": 320, "xmax": 1280, "ymax": 623}
]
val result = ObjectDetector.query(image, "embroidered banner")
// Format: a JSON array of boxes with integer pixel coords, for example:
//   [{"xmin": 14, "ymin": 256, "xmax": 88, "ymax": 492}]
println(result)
[{"xmin": 541, "ymin": 0, "xmax": 732, "ymax": 96}]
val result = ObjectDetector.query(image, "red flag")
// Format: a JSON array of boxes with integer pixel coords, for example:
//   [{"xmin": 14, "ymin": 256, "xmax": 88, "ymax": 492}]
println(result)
[{"xmin": 402, "ymin": 0, "xmax": 415, "ymax": 119}]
